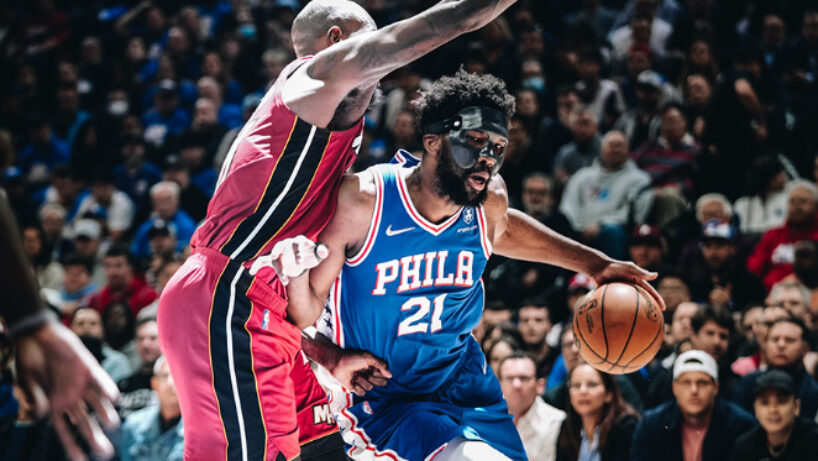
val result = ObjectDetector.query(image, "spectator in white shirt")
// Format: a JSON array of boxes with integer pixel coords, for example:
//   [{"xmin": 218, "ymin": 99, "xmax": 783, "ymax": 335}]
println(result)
[{"xmin": 500, "ymin": 352, "xmax": 566, "ymax": 461}]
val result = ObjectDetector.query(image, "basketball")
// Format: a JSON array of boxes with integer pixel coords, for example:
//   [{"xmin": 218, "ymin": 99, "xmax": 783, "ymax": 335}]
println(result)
[{"xmin": 572, "ymin": 282, "xmax": 664, "ymax": 375}]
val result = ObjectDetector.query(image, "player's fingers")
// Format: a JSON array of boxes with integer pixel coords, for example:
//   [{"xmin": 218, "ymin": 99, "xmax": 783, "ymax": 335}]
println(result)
[
  {"xmin": 84, "ymin": 387, "xmax": 120, "ymax": 429},
  {"xmin": 356, "ymin": 377, "xmax": 375, "ymax": 392},
  {"xmin": 366, "ymin": 357, "xmax": 392, "ymax": 379},
  {"xmin": 349, "ymin": 377, "xmax": 366, "ymax": 396},
  {"xmin": 366, "ymin": 375, "xmax": 388, "ymax": 387},
  {"xmin": 67, "ymin": 404, "xmax": 115, "ymax": 460},
  {"xmin": 636, "ymin": 279, "xmax": 667, "ymax": 311},
  {"xmin": 52, "ymin": 411, "xmax": 87, "ymax": 461},
  {"xmin": 20, "ymin": 377, "xmax": 49, "ymax": 418},
  {"xmin": 90, "ymin": 365, "xmax": 120, "ymax": 404}
]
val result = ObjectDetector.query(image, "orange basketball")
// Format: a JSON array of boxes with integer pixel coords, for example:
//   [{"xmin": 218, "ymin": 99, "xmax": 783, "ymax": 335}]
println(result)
[{"xmin": 572, "ymin": 282, "xmax": 664, "ymax": 375}]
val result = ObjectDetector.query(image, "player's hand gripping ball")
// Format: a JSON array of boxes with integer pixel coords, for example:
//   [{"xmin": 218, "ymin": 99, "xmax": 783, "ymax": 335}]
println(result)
[{"xmin": 572, "ymin": 282, "xmax": 664, "ymax": 374}]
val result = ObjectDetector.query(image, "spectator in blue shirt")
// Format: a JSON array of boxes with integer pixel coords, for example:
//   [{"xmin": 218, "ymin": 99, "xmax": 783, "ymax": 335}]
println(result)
[
  {"xmin": 52, "ymin": 80, "xmax": 91, "ymax": 147},
  {"xmin": 142, "ymin": 79, "xmax": 190, "ymax": 148},
  {"xmin": 176, "ymin": 131, "xmax": 217, "ymax": 198},
  {"xmin": 17, "ymin": 115, "xmax": 70, "ymax": 185},
  {"xmin": 114, "ymin": 134, "xmax": 163, "ymax": 216},
  {"xmin": 196, "ymin": 76, "xmax": 242, "ymax": 130},
  {"xmin": 131, "ymin": 181, "xmax": 195, "ymax": 260},
  {"xmin": 118, "ymin": 355, "xmax": 184, "ymax": 461}
]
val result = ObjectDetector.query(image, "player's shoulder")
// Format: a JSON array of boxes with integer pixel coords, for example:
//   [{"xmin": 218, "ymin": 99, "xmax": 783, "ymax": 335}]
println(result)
[{"xmin": 338, "ymin": 167, "xmax": 381, "ymax": 212}]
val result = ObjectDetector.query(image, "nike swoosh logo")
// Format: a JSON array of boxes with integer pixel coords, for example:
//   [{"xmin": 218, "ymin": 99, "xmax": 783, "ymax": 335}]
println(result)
[{"xmin": 385, "ymin": 225, "xmax": 415, "ymax": 237}]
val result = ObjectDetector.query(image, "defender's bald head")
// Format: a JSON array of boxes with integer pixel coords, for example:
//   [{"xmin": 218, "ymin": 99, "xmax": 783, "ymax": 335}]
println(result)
[{"xmin": 291, "ymin": 0, "xmax": 377, "ymax": 57}]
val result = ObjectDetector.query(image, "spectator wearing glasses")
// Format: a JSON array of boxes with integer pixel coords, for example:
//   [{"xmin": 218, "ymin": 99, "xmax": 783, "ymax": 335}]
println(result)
[{"xmin": 500, "ymin": 352, "xmax": 566, "ymax": 461}]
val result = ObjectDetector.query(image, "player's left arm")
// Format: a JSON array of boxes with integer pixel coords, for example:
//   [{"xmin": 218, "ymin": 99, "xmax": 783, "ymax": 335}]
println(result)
[{"xmin": 486, "ymin": 176, "xmax": 666, "ymax": 310}]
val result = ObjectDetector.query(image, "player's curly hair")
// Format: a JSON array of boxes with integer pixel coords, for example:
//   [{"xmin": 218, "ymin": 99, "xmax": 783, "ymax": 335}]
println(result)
[{"xmin": 412, "ymin": 68, "xmax": 516, "ymax": 134}]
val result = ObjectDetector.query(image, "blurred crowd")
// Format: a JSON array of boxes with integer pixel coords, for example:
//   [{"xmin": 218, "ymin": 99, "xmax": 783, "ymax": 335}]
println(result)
[{"xmin": 1, "ymin": 0, "xmax": 818, "ymax": 460}]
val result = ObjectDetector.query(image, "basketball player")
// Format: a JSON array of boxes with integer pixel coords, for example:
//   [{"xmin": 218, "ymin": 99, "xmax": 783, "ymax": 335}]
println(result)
[
  {"xmin": 156, "ymin": 1, "xmax": 521, "ymax": 460},
  {"xmin": 0, "ymin": 190, "xmax": 120, "ymax": 460},
  {"xmin": 282, "ymin": 70, "xmax": 665, "ymax": 461}
]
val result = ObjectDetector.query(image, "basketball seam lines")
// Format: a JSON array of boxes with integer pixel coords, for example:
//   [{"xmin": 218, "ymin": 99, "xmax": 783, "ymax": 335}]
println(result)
[
  {"xmin": 608, "ymin": 285, "xmax": 641, "ymax": 372},
  {"xmin": 574, "ymin": 315, "xmax": 607, "ymax": 363}
]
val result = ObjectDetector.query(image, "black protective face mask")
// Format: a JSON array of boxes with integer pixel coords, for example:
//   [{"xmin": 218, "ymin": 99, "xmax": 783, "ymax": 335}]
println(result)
[{"xmin": 425, "ymin": 106, "xmax": 509, "ymax": 175}]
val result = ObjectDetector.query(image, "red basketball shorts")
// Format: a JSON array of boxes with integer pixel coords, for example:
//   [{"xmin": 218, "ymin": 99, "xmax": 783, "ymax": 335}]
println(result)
[{"xmin": 158, "ymin": 247, "xmax": 304, "ymax": 461}]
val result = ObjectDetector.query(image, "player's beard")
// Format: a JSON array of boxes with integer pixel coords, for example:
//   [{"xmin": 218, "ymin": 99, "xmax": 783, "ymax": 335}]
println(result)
[{"xmin": 434, "ymin": 139, "xmax": 490, "ymax": 207}]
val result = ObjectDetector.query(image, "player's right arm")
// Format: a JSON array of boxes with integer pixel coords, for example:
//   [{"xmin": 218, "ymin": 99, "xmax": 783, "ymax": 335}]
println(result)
[
  {"xmin": 285, "ymin": 0, "xmax": 518, "ymax": 127},
  {"xmin": 285, "ymin": 173, "xmax": 375, "ymax": 328}
]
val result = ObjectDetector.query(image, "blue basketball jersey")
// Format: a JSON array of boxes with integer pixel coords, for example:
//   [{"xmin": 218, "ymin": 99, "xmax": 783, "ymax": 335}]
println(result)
[{"xmin": 322, "ymin": 164, "xmax": 492, "ymax": 398}]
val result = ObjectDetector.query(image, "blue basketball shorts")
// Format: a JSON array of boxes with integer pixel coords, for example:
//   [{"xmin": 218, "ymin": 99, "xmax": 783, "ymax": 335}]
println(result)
[{"xmin": 330, "ymin": 340, "xmax": 527, "ymax": 461}]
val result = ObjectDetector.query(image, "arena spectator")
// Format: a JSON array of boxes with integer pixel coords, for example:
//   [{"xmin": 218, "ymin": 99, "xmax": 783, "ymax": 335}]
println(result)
[
  {"xmin": 732, "ymin": 305, "xmax": 791, "ymax": 377},
  {"xmin": 539, "ymin": 86, "xmax": 579, "ymax": 166},
  {"xmin": 560, "ymin": 130, "xmax": 653, "ymax": 259},
  {"xmin": 52, "ymin": 80, "xmax": 90, "ymax": 148},
  {"xmin": 732, "ymin": 317, "xmax": 818, "ymax": 421},
  {"xmin": 113, "ymin": 134, "xmax": 162, "ymax": 215},
  {"xmin": 500, "ymin": 352, "xmax": 566, "ymax": 461},
  {"xmin": 747, "ymin": 180, "xmax": 818, "ymax": 291},
  {"xmin": 130, "ymin": 181, "xmax": 195, "ymax": 259},
  {"xmin": 565, "ymin": 1, "xmax": 617, "ymax": 45},
  {"xmin": 517, "ymin": 300, "xmax": 558, "ymax": 378},
  {"xmin": 733, "ymin": 156, "xmax": 789, "ymax": 236},
  {"xmin": 175, "ymin": 131, "xmax": 218, "ymax": 198},
  {"xmin": 486, "ymin": 335, "xmax": 521, "ymax": 378},
  {"xmin": 613, "ymin": 70, "xmax": 664, "ymax": 150},
  {"xmin": 767, "ymin": 281, "xmax": 814, "ymax": 329},
  {"xmin": 118, "ymin": 318, "xmax": 161, "ymax": 419},
  {"xmin": 142, "ymin": 79, "xmax": 190, "ymax": 148},
  {"xmin": 682, "ymin": 73, "xmax": 712, "ymax": 140},
  {"xmin": 656, "ymin": 273, "xmax": 691, "ymax": 314},
  {"xmin": 780, "ymin": 240, "xmax": 818, "ymax": 316},
  {"xmin": 609, "ymin": 6, "xmax": 673, "ymax": 61},
  {"xmin": 555, "ymin": 363, "xmax": 639, "ymax": 461},
  {"xmin": 70, "ymin": 306, "xmax": 132, "ymax": 383},
  {"xmin": 633, "ymin": 102, "xmax": 700, "ymax": 224},
  {"xmin": 101, "ymin": 300, "xmax": 137, "ymax": 369},
  {"xmin": 39, "ymin": 164, "xmax": 88, "ymax": 223},
  {"xmin": 75, "ymin": 170, "xmax": 135, "ymax": 241},
  {"xmin": 521, "ymin": 172, "xmax": 574, "ymax": 236},
  {"xmin": 196, "ymin": 77, "xmax": 242, "ymax": 130},
  {"xmin": 631, "ymin": 350, "xmax": 756, "ymax": 461},
  {"xmin": 728, "ymin": 370, "xmax": 818, "ymax": 461},
  {"xmin": 553, "ymin": 106, "xmax": 601, "ymax": 186},
  {"xmin": 88, "ymin": 245, "xmax": 157, "ymax": 317},
  {"xmin": 627, "ymin": 224, "xmax": 667, "ymax": 274},
  {"xmin": 665, "ymin": 301, "xmax": 698, "ymax": 350},
  {"xmin": 646, "ymin": 304, "xmax": 738, "ymax": 407},
  {"xmin": 187, "ymin": 97, "xmax": 227, "ymax": 165},
  {"xmin": 58, "ymin": 253, "xmax": 96, "ymax": 319},
  {"xmin": 17, "ymin": 115, "xmax": 69, "ymax": 185},
  {"xmin": 683, "ymin": 220, "xmax": 766, "ymax": 311},
  {"xmin": 71, "ymin": 218, "xmax": 106, "ymax": 287},
  {"xmin": 118, "ymin": 355, "xmax": 184, "ymax": 461},
  {"xmin": 574, "ymin": 49, "xmax": 626, "ymax": 131},
  {"xmin": 21, "ymin": 225, "xmax": 64, "ymax": 291}
]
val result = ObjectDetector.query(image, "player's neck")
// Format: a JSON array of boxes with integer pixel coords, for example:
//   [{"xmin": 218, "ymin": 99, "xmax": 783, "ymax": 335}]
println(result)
[{"xmin": 406, "ymin": 167, "xmax": 461, "ymax": 224}]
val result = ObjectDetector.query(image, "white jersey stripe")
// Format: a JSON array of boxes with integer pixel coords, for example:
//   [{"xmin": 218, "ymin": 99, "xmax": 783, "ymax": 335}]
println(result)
[{"xmin": 229, "ymin": 125, "xmax": 317, "ymax": 259}]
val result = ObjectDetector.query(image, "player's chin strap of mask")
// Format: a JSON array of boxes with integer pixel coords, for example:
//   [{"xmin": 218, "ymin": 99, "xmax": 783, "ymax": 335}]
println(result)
[{"xmin": 424, "ymin": 106, "xmax": 509, "ymax": 176}]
